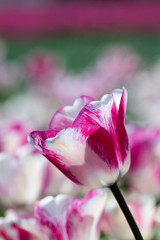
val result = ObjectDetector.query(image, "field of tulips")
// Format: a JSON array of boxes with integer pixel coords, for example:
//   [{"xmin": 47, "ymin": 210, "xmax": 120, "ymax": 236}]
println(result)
[{"xmin": 0, "ymin": 32, "xmax": 160, "ymax": 240}]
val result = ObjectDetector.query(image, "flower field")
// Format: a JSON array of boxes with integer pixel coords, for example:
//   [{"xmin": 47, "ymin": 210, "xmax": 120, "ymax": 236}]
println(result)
[{"xmin": 0, "ymin": 24, "xmax": 160, "ymax": 239}]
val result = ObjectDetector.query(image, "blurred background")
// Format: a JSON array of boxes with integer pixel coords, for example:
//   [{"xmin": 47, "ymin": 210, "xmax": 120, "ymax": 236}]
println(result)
[
  {"xmin": 0, "ymin": 1, "xmax": 160, "ymax": 239},
  {"xmin": 1, "ymin": 1, "xmax": 160, "ymax": 125}
]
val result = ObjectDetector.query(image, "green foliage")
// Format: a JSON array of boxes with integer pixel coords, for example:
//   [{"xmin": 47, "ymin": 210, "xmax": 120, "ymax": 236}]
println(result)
[
  {"xmin": 0, "ymin": 206, "xmax": 4, "ymax": 217},
  {"xmin": 100, "ymin": 231, "xmax": 108, "ymax": 240},
  {"xmin": 5, "ymin": 33, "xmax": 160, "ymax": 71}
]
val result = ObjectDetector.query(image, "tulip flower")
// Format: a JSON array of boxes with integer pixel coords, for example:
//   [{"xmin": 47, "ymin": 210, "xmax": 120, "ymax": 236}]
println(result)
[
  {"xmin": 29, "ymin": 88, "xmax": 130, "ymax": 189},
  {"xmin": 127, "ymin": 125, "xmax": 160, "ymax": 197},
  {"xmin": 0, "ymin": 190, "xmax": 107, "ymax": 240},
  {"xmin": 29, "ymin": 88, "xmax": 144, "ymax": 239},
  {"xmin": 0, "ymin": 121, "xmax": 29, "ymax": 155},
  {"xmin": 0, "ymin": 147, "xmax": 47, "ymax": 206}
]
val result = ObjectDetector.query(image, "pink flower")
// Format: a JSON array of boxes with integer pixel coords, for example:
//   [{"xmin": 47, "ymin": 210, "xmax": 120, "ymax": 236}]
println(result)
[
  {"xmin": 0, "ymin": 212, "xmax": 39, "ymax": 240},
  {"xmin": 29, "ymin": 88, "xmax": 130, "ymax": 189},
  {"xmin": 0, "ymin": 121, "xmax": 29, "ymax": 155},
  {"xmin": 34, "ymin": 190, "xmax": 106, "ymax": 240},
  {"xmin": 0, "ymin": 148, "xmax": 47, "ymax": 206},
  {"xmin": 127, "ymin": 125, "xmax": 160, "ymax": 196},
  {"xmin": 102, "ymin": 193, "xmax": 156, "ymax": 240},
  {"xmin": 128, "ymin": 125, "xmax": 160, "ymax": 172},
  {"xmin": 24, "ymin": 51, "xmax": 60, "ymax": 88},
  {"xmin": 0, "ymin": 190, "xmax": 106, "ymax": 240}
]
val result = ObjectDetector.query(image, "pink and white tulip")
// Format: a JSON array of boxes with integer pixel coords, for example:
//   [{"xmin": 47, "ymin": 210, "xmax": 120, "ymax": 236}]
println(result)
[
  {"xmin": 0, "ymin": 146, "xmax": 86, "ymax": 207},
  {"xmin": 128, "ymin": 125, "xmax": 160, "ymax": 172},
  {"xmin": 29, "ymin": 88, "xmax": 130, "ymax": 189},
  {"xmin": 0, "ymin": 190, "xmax": 106, "ymax": 240},
  {"xmin": 0, "ymin": 212, "xmax": 38, "ymax": 240},
  {"xmin": 0, "ymin": 146, "xmax": 47, "ymax": 206},
  {"xmin": 0, "ymin": 120, "xmax": 86, "ymax": 205},
  {"xmin": 127, "ymin": 125, "xmax": 160, "ymax": 197},
  {"xmin": 0, "ymin": 121, "xmax": 29, "ymax": 155}
]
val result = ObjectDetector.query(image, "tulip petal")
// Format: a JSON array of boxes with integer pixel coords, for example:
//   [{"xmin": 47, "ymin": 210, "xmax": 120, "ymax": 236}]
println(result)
[
  {"xmin": 44, "ymin": 125, "xmax": 120, "ymax": 187},
  {"xmin": 116, "ymin": 88, "xmax": 129, "ymax": 164},
  {"xmin": 73, "ymin": 88, "xmax": 130, "ymax": 175},
  {"xmin": 49, "ymin": 96, "xmax": 93, "ymax": 131},
  {"xmin": 28, "ymin": 130, "xmax": 58, "ymax": 152},
  {"xmin": 35, "ymin": 195, "xmax": 76, "ymax": 240},
  {"xmin": 112, "ymin": 88, "xmax": 130, "ymax": 176},
  {"xmin": 73, "ymin": 93, "xmax": 114, "ymax": 128},
  {"xmin": 29, "ymin": 130, "xmax": 82, "ymax": 185},
  {"xmin": 66, "ymin": 190, "xmax": 107, "ymax": 240}
]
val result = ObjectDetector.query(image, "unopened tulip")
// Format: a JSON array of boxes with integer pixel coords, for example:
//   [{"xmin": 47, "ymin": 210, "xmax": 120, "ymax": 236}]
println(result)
[{"xmin": 29, "ymin": 88, "xmax": 130, "ymax": 189}]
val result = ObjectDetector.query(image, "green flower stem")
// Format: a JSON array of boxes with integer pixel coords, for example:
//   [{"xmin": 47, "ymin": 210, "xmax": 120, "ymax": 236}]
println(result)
[{"xmin": 109, "ymin": 183, "xmax": 143, "ymax": 240}]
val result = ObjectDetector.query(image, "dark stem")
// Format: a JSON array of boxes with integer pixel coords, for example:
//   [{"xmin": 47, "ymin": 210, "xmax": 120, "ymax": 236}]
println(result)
[{"xmin": 109, "ymin": 183, "xmax": 143, "ymax": 240}]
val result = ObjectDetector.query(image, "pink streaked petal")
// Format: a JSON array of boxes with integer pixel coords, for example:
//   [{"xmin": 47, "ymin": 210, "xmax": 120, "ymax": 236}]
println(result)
[
  {"xmin": 72, "ymin": 88, "xmax": 129, "ymax": 177},
  {"xmin": 73, "ymin": 94, "xmax": 114, "ymax": 128},
  {"xmin": 113, "ymin": 88, "xmax": 128, "ymax": 154},
  {"xmin": 49, "ymin": 95, "xmax": 94, "ymax": 131},
  {"xmin": 112, "ymin": 87, "xmax": 127, "ymax": 113},
  {"xmin": 44, "ymin": 125, "xmax": 100, "ymax": 161},
  {"xmin": 28, "ymin": 130, "xmax": 58, "ymax": 152},
  {"xmin": 115, "ymin": 88, "xmax": 130, "ymax": 173},
  {"xmin": 72, "ymin": 92, "xmax": 123, "ymax": 167},
  {"xmin": 44, "ymin": 126, "xmax": 119, "ymax": 187},
  {"xmin": 73, "ymin": 88, "xmax": 126, "ymax": 131},
  {"xmin": 43, "ymin": 153, "xmax": 82, "ymax": 185},
  {"xmin": 43, "ymin": 125, "xmax": 100, "ymax": 185},
  {"xmin": 0, "ymin": 229, "xmax": 13, "ymax": 240},
  {"xmin": 66, "ymin": 189, "xmax": 107, "ymax": 240},
  {"xmin": 0, "ymin": 212, "xmax": 43, "ymax": 240},
  {"xmin": 35, "ymin": 195, "xmax": 75, "ymax": 240},
  {"xmin": 12, "ymin": 224, "xmax": 36, "ymax": 240},
  {"xmin": 112, "ymin": 88, "xmax": 130, "ymax": 176},
  {"xmin": 28, "ymin": 130, "xmax": 81, "ymax": 186},
  {"xmin": 35, "ymin": 195, "xmax": 75, "ymax": 223},
  {"xmin": 87, "ymin": 127, "xmax": 118, "ymax": 168}
]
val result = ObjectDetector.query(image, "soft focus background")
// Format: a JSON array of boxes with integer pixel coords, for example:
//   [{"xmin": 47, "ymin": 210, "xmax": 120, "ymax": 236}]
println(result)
[{"xmin": 1, "ymin": 1, "xmax": 160, "ymax": 239}]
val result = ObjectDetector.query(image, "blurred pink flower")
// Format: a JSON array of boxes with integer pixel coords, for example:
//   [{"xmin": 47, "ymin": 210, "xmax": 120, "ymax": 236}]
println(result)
[
  {"xmin": 0, "ymin": 121, "xmax": 30, "ymax": 155},
  {"xmin": 41, "ymin": 160, "xmax": 87, "ymax": 198},
  {"xmin": 2, "ymin": 90, "xmax": 57, "ymax": 127},
  {"xmin": 29, "ymin": 88, "xmax": 130, "ymax": 189},
  {"xmin": 0, "ymin": 147, "xmax": 47, "ymax": 206},
  {"xmin": 128, "ymin": 61, "xmax": 160, "ymax": 126},
  {"xmin": 0, "ymin": 120, "xmax": 87, "ymax": 206},
  {"xmin": 128, "ymin": 125, "xmax": 160, "ymax": 172},
  {"xmin": 0, "ymin": 190, "xmax": 106, "ymax": 240},
  {"xmin": 102, "ymin": 192, "xmax": 156, "ymax": 240},
  {"xmin": 53, "ymin": 47, "xmax": 140, "ymax": 105},
  {"xmin": 24, "ymin": 51, "xmax": 60, "ymax": 85},
  {"xmin": 127, "ymin": 125, "xmax": 160, "ymax": 197}
]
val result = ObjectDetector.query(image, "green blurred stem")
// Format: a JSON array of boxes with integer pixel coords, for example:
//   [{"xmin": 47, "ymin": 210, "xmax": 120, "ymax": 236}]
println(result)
[{"xmin": 109, "ymin": 183, "xmax": 143, "ymax": 240}]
